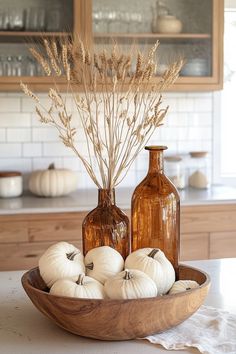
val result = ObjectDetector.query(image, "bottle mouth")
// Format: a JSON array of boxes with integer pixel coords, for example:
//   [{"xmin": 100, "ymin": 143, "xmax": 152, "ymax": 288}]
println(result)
[{"xmin": 145, "ymin": 146, "xmax": 168, "ymax": 151}]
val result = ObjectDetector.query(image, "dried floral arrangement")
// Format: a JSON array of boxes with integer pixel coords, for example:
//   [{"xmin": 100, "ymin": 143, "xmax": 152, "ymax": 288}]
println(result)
[{"xmin": 21, "ymin": 37, "xmax": 183, "ymax": 190}]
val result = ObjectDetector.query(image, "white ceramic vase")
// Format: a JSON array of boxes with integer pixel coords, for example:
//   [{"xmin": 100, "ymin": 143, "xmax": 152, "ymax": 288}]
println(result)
[{"xmin": 156, "ymin": 15, "xmax": 182, "ymax": 34}]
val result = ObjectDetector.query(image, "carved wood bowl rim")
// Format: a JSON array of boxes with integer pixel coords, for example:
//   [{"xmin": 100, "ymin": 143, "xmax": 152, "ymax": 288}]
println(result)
[{"xmin": 21, "ymin": 264, "xmax": 211, "ymax": 340}]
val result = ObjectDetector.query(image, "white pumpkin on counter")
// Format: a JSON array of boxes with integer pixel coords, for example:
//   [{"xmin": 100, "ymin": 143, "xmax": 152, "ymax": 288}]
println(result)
[
  {"xmin": 28, "ymin": 163, "xmax": 78, "ymax": 197},
  {"xmin": 39, "ymin": 242, "xmax": 85, "ymax": 287},
  {"xmin": 125, "ymin": 248, "xmax": 175, "ymax": 295},
  {"xmin": 168, "ymin": 280, "xmax": 199, "ymax": 295},
  {"xmin": 50, "ymin": 274, "xmax": 105, "ymax": 299},
  {"xmin": 85, "ymin": 246, "xmax": 124, "ymax": 284},
  {"xmin": 104, "ymin": 269, "xmax": 158, "ymax": 300}
]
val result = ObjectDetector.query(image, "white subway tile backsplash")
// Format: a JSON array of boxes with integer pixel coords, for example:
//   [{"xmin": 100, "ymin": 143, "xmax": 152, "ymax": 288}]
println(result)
[
  {"xmin": 0, "ymin": 129, "xmax": 6, "ymax": 142},
  {"xmin": 188, "ymin": 113, "xmax": 212, "ymax": 127},
  {"xmin": 0, "ymin": 113, "xmax": 31, "ymax": 127},
  {"xmin": 168, "ymin": 113, "xmax": 189, "ymax": 127},
  {"xmin": 0, "ymin": 97, "xmax": 21, "ymax": 112},
  {"xmin": 22, "ymin": 95, "xmax": 74, "ymax": 113},
  {"xmin": 177, "ymin": 98, "xmax": 195, "ymax": 112},
  {"xmin": 23, "ymin": 143, "xmax": 42, "ymax": 157},
  {"xmin": 188, "ymin": 127, "xmax": 212, "ymax": 141},
  {"xmin": 197, "ymin": 113, "xmax": 212, "ymax": 126},
  {"xmin": 43, "ymin": 142, "xmax": 75, "ymax": 157},
  {"xmin": 0, "ymin": 92, "xmax": 214, "ymax": 188},
  {"xmin": 177, "ymin": 141, "xmax": 203, "ymax": 153},
  {"xmin": 164, "ymin": 98, "xmax": 178, "ymax": 112},
  {"xmin": 161, "ymin": 126, "xmax": 190, "ymax": 141},
  {"xmin": 77, "ymin": 171, "xmax": 97, "ymax": 189},
  {"xmin": 7, "ymin": 128, "xmax": 31, "ymax": 142},
  {"xmin": 0, "ymin": 143, "xmax": 22, "ymax": 157},
  {"xmin": 119, "ymin": 169, "xmax": 138, "ymax": 188},
  {"xmin": 135, "ymin": 152, "xmax": 149, "ymax": 171},
  {"xmin": 32, "ymin": 157, "xmax": 63, "ymax": 170},
  {"xmin": 32, "ymin": 127, "xmax": 59, "ymax": 142},
  {"xmin": 165, "ymin": 92, "xmax": 187, "ymax": 99},
  {"xmin": 136, "ymin": 169, "xmax": 146, "ymax": 183},
  {"xmin": 194, "ymin": 98, "xmax": 212, "ymax": 112},
  {"xmin": 21, "ymin": 97, "xmax": 50, "ymax": 112},
  {"xmin": 31, "ymin": 113, "xmax": 44, "ymax": 127},
  {"xmin": 62, "ymin": 157, "xmax": 82, "ymax": 171},
  {"xmin": 186, "ymin": 92, "xmax": 213, "ymax": 99},
  {"xmin": 0, "ymin": 158, "xmax": 32, "ymax": 173},
  {"xmin": 200, "ymin": 141, "xmax": 212, "ymax": 151}
]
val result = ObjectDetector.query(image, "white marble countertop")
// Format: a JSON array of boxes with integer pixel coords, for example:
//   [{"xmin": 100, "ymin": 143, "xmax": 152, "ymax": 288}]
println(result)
[
  {"xmin": 1, "ymin": 185, "xmax": 236, "ymax": 215},
  {"xmin": 1, "ymin": 258, "xmax": 236, "ymax": 354}
]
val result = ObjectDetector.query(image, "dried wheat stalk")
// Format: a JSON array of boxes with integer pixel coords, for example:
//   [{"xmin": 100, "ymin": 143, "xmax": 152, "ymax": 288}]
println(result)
[{"xmin": 21, "ymin": 36, "xmax": 184, "ymax": 189}]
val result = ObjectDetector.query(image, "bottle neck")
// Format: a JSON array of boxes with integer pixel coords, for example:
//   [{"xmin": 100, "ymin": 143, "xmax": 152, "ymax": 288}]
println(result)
[
  {"xmin": 148, "ymin": 150, "xmax": 164, "ymax": 174},
  {"xmin": 98, "ymin": 189, "xmax": 115, "ymax": 206}
]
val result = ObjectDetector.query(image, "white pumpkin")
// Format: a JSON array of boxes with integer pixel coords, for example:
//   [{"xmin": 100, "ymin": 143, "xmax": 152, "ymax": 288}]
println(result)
[
  {"xmin": 104, "ymin": 269, "xmax": 158, "ymax": 300},
  {"xmin": 50, "ymin": 274, "xmax": 105, "ymax": 299},
  {"xmin": 39, "ymin": 242, "xmax": 85, "ymax": 287},
  {"xmin": 168, "ymin": 280, "xmax": 199, "ymax": 295},
  {"xmin": 85, "ymin": 246, "xmax": 124, "ymax": 284},
  {"xmin": 29, "ymin": 163, "xmax": 78, "ymax": 197},
  {"xmin": 125, "ymin": 248, "xmax": 175, "ymax": 295}
]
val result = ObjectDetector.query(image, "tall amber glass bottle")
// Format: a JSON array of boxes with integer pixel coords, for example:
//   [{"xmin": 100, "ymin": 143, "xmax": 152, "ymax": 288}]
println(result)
[
  {"xmin": 131, "ymin": 146, "xmax": 180, "ymax": 272},
  {"xmin": 82, "ymin": 189, "xmax": 130, "ymax": 258}
]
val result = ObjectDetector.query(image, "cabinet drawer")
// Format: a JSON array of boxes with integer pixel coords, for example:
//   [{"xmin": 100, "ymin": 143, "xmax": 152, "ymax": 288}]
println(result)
[
  {"xmin": 181, "ymin": 210, "xmax": 236, "ymax": 234},
  {"xmin": 28, "ymin": 219, "xmax": 83, "ymax": 242},
  {"xmin": 180, "ymin": 233, "xmax": 209, "ymax": 261},
  {"xmin": 0, "ymin": 239, "xmax": 83, "ymax": 271},
  {"xmin": 210, "ymin": 231, "xmax": 236, "ymax": 259},
  {"xmin": 0, "ymin": 222, "xmax": 28, "ymax": 243}
]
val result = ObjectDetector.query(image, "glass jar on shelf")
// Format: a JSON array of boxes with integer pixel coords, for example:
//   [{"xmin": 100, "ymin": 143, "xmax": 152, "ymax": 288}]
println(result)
[
  {"xmin": 46, "ymin": 5, "xmax": 62, "ymax": 32},
  {"xmin": 188, "ymin": 151, "xmax": 210, "ymax": 189},
  {"xmin": 164, "ymin": 155, "xmax": 187, "ymax": 190}
]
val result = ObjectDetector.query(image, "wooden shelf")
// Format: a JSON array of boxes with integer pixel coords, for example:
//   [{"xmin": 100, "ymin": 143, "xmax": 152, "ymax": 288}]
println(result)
[
  {"xmin": 0, "ymin": 31, "xmax": 71, "ymax": 37},
  {"xmin": 94, "ymin": 33, "xmax": 211, "ymax": 39}
]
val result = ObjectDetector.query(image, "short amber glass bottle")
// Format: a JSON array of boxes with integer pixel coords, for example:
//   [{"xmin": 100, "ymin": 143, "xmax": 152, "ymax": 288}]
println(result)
[
  {"xmin": 82, "ymin": 189, "xmax": 130, "ymax": 259},
  {"xmin": 131, "ymin": 146, "xmax": 180, "ymax": 272}
]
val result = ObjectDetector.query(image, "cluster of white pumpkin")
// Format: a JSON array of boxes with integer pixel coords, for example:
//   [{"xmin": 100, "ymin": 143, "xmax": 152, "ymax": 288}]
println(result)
[{"xmin": 39, "ymin": 242, "xmax": 199, "ymax": 300}]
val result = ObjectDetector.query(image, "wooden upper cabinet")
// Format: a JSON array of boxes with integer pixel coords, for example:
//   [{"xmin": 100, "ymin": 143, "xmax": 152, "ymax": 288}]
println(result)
[
  {"xmin": 0, "ymin": 0, "xmax": 81, "ymax": 91},
  {"xmin": 0, "ymin": 0, "xmax": 223, "ymax": 91}
]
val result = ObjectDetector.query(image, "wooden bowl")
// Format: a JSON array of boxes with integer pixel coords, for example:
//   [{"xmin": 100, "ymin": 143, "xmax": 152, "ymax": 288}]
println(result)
[{"xmin": 21, "ymin": 265, "xmax": 210, "ymax": 341}]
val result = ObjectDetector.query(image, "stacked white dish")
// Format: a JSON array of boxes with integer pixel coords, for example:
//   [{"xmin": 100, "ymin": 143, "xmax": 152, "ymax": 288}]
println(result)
[{"xmin": 181, "ymin": 59, "xmax": 209, "ymax": 76}]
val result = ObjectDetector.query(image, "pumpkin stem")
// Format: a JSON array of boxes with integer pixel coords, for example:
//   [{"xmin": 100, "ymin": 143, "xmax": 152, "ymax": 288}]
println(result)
[
  {"xmin": 48, "ymin": 163, "xmax": 55, "ymax": 170},
  {"xmin": 186, "ymin": 287, "xmax": 191, "ymax": 290},
  {"xmin": 124, "ymin": 269, "xmax": 133, "ymax": 280},
  {"xmin": 66, "ymin": 251, "xmax": 78, "ymax": 261},
  {"xmin": 148, "ymin": 249, "xmax": 159, "ymax": 258},
  {"xmin": 86, "ymin": 262, "xmax": 94, "ymax": 270},
  {"xmin": 76, "ymin": 274, "xmax": 84, "ymax": 285}
]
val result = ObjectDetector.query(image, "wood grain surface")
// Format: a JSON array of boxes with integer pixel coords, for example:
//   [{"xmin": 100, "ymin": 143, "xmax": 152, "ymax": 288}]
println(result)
[{"xmin": 21, "ymin": 265, "xmax": 210, "ymax": 340}]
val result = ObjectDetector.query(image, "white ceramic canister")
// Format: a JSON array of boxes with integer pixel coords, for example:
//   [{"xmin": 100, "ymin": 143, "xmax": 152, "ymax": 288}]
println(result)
[
  {"xmin": 0, "ymin": 171, "xmax": 23, "ymax": 198},
  {"xmin": 156, "ymin": 15, "xmax": 182, "ymax": 34}
]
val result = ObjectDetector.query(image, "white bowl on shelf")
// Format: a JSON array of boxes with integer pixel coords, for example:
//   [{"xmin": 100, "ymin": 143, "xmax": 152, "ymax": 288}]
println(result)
[{"xmin": 181, "ymin": 59, "xmax": 209, "ymax": 76}]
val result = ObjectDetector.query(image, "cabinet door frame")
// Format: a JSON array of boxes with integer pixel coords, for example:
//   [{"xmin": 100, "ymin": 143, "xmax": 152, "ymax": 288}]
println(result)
[{"xmin": 84, "ymin": 0, "xmax": 224, "ymax": 92}]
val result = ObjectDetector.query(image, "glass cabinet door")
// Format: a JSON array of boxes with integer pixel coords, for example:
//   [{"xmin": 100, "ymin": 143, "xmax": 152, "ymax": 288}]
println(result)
[
  {"xmin": 0, "ymin": 0, "xmax": 74, "ymax": 82},
  {"xmin": 91, "ymin": 0, "xmax": 223, "ymax": 90}
]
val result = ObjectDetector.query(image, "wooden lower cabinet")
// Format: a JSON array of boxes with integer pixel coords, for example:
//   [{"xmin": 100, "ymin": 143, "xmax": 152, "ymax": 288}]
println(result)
[
  {"xmin": 0, "ymin": 212, "xmax": 85, "ymax": 271},
  {"xmin": 180, "ymin": 233, "xmax": 209, "ymax": 261},
  {"xmin": 180, "ymin": 203, "xmax": 236, "ymax": 261},
  {"xmin": 210, "ymin": 231, "xmax": 236, "ymax": 259},
  {"xmin": 0, "ymin": 203, "xmax": 236, "ymax": 270},
  {"xmin": 0, "ymin": 240, "xmax": 82, "ymax": 271}
]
